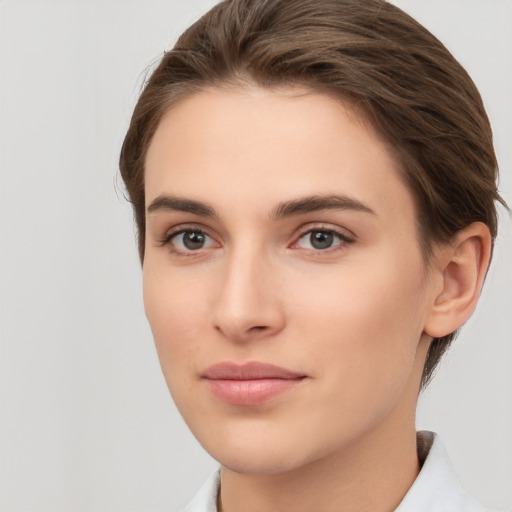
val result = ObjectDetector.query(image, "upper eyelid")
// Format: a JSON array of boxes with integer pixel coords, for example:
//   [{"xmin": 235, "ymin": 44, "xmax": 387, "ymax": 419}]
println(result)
[
  {"xmin": 163, "ymin": 223, "xmax": 216, "ymax": 238},
  {"xmin": 292, "ymin": 222, "xmax": 355, "ymax": 241}
]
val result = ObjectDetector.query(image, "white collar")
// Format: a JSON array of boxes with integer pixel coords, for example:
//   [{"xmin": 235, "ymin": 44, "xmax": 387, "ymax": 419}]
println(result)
[
  {"xmin": 182, "ymin": 431, "xmax": 491, "ymax": 512},
  {"xmin": 396, "ymin": 431, "xmax": 491, "ymax": 511},
  {"xmin": 182, "ymin": 468, "xmax": 219, "ymax": 512}
]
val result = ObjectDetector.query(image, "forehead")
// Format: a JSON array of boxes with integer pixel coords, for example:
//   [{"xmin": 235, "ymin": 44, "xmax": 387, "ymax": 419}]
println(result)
[{"xmin": 144, "ymin": 86, "xmax": 416, "ymax": 227}]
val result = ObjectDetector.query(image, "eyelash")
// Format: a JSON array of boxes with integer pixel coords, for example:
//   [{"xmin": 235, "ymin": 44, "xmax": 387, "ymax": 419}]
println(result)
[
  {"xmin": 158, "ymin": 225, "xmax": 216, "ymax": 257},
  {"xmin": 158, "ymin": 224, "xmax": 355, "ymax": 257},
  {"xmin": 291, "ymin": 225, "xmax": 354, "ymax": 254}
]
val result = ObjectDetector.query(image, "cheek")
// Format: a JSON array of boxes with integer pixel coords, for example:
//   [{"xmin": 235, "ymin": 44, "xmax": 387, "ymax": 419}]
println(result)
[
  {"xmin": 289, "ymin": 268, "xmax": 428, "ymax": 444},
  {"xmin": 290, "ymin": 259, "xmax": 428, "ymax": 383},
  {"xmin": 142, "ymin": 266, "xmax": 210, "ymax": 373},
  {"xmin": 142, "ymin": 266, "xmax": 216, "ymax": 421}
]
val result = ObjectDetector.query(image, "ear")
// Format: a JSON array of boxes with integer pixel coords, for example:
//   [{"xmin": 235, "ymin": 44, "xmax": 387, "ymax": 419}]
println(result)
[{"xmin": 424, "ymin": 222, "xmax": 492, "ymax": 338}]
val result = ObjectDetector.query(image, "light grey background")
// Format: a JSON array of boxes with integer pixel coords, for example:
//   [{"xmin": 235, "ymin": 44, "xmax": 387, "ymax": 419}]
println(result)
[{"xmin": 0, "ymin": 1, "xmax": 510, "ymax": 511}]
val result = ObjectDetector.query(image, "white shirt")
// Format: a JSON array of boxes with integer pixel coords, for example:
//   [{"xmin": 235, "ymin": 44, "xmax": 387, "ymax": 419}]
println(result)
[{"xmin": 182, "ymin": 431, "xmax": 492, "ymax": 512}]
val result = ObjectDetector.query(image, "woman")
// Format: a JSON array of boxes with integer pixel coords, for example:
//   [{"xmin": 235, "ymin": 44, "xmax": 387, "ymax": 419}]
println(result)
[{"xmin": 119, "ymin": 1, "xmax": 507, "ymax": 510}]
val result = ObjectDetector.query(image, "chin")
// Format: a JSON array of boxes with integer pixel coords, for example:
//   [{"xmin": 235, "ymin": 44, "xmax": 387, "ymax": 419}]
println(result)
[
  {"xmin": 196, "ymin": 422, "xmax": 344, "ymax": 477},
  {"xmin": 214, "ymin": 447, "xmax": 308, "ymax": 475},
  {"xmin": 190, "ymin": 420, "xmax": 309, "ymax": 475}
]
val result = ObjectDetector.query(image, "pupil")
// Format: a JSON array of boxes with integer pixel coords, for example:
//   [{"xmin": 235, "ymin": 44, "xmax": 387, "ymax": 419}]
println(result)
[
  {"xmin": 311, "ymin": 231, "xmax": 333, "ymax": 250},
  {"xmin": 184, "ymin": 232, "xmax": 205, "ymax": 250}
]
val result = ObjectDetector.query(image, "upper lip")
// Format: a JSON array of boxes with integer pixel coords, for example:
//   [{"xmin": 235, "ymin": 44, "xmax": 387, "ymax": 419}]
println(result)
[{"xmin": 201, "ymin": 361, "xmax": 305, "ymax": 380}]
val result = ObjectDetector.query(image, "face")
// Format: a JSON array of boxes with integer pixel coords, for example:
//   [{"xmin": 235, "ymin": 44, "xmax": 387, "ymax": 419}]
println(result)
[{"xmin": 143, "ymin": 87, "xmax": 436, "ymax": 475}]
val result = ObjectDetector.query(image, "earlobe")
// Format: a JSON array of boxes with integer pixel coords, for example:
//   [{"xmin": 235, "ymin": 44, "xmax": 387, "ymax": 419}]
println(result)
[{"xmin": 424, "ymin": 222, "xmax": 492, "ymax": 338}]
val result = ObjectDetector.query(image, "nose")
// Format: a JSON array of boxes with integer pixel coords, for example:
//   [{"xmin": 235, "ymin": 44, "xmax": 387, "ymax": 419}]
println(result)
[{"xmin": 212, "ymin": 248, "xmax": 286, "ymax": 343}]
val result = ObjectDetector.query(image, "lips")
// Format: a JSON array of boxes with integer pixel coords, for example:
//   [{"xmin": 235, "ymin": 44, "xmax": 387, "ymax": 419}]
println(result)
[{"xmin": 201, "ymin": 362, "xmax": 306, "ymax": 406}]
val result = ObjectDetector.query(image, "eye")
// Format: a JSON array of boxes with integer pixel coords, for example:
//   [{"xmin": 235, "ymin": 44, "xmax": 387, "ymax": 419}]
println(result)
[
  {"xmin": 166, "ymin": 229, "xmax": 218, "ymax": 253},
  {"xmin": 295, "ymin": 229, "xmax": 349, "ymax": 251}
]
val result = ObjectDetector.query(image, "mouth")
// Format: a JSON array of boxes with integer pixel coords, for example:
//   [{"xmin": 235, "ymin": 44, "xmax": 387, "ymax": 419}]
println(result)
[{"xmin": 201, "ymin": 361, "xmax": 307, "ymax": 406}]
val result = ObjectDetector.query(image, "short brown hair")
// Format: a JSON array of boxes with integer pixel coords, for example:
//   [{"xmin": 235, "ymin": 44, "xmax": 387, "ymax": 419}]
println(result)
[{"xmin": 119, "ymin": 0, "xmax": 506, "ymax": 387}]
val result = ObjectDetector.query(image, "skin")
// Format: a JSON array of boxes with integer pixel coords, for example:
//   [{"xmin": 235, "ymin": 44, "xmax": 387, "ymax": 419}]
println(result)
[{"xmin": 142, "ymin": 86, "xmax": 490, "ymax": 512}]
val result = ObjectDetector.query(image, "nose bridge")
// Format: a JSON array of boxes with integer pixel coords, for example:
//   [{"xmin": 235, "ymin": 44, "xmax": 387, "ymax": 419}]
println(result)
[{"xmin": 213, "ymin": 241, "xmax": 283, "ymax": 341}]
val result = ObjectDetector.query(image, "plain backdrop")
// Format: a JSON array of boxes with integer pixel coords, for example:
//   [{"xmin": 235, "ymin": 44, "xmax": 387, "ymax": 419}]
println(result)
[{"xmin": 0, "ymin": 1, "xmax": 511, "ymax": 511}]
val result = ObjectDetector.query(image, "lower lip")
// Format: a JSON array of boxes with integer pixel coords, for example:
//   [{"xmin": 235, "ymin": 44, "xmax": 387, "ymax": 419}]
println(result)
[{"xmin": 205, "ymin": 378, "xmax": 304, "ymax": 406}]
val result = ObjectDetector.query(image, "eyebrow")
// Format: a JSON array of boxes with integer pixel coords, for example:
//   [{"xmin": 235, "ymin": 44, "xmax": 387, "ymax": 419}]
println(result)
[
  {"xmin": 270, "ymin": 195, "xmax": 377, "ymax": 219},
  {"xmin": 147, "ymin": 195, "xmax": 218, "ymax": 217},
  {"xmin": 146, "ymin": 193, "xmax": 376, "ymax": 219}
]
